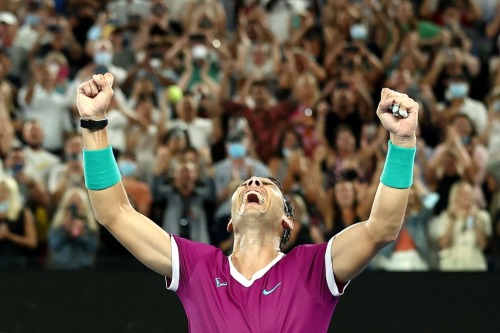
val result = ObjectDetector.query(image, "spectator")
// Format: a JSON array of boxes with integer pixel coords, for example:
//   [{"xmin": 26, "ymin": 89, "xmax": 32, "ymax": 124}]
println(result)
[
  {"xmin": 220, "ymin": 77, "xmax": 293, "ymax": 162},
  {"xmin": 153, "ymin": 128, "xmax": 191, "ymax": 181},
  {"xmin": 214, "ymin": 130, "xmax": 269, "ymax": 205},
  {"xmin": 427, "ymin": 114, "xmax": 488, "ymax": 212},
  {"xmin": 281, "ymin": 193, "xmax": 324, "ymax": 253},
  {"xmin": 18, "ymin": 55, "xmax": 73, "ymax": 154},
  {"xmin": 0, "ymin": 175, "xmax": 37, "ymax": 269},
  {"xmin": 47, "ymin": 187, "xmax": 99, "ymax": 269},
  {"xmin": 166, "ymin": 93, "xmax": 220, "ymax": 152},
  {"xmin": 152, "ymin": 159, "xmax": 213, "ymax": 244},
  {"xmin": 434, "ymin": 74, "xmax": 488, "ymax": 135},
  {"xmin": 19, "ymin": 120, "xmax": 60, "ymax": 185},
  {"xmin": 47, "ymin": 135, "xmax": 84, "ymax": 203},
  {"xmin": 429, "ymin": 181, "xmax": 492, "ymax": 271},
  {"xmin": 118, "ymin": 153, "xmax": 152, "ymax": 217},
  {"xmin": 372, "ymin": 167, "xmax": 439, "ymax": 271}
]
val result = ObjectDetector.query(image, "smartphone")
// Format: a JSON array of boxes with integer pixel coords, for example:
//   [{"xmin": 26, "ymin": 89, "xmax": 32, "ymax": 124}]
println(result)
[
  {"xmin": 95, "ymin": 65, "xmax": 108, "ymax": 74},
  {"xmin": 69, "ymin": 203, "xmax": 79, "ymax": 219},
  {"xmin": 291, "ymin": 13, "xmax": 302, "ymax": 29},
  {"xmin": 344, "ymin": 45, "xmax": 359, "ymax": 53},
  {"xmin": 189, "ymin": 34, "xmax": 206, "ymax": 43},
  {"xmin": 48, "ymin": 24, "xmax": 62, "ymax": 33}
]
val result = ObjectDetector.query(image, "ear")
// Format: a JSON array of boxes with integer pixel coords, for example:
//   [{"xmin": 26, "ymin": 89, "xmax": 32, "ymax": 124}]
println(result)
[
  {"xmin": 227, "ymin": 219, "xmax": 233, "ymax": 233},
  {"xmin": 281, "ymin": 215, "xmax": 293, "ymax": 230}
]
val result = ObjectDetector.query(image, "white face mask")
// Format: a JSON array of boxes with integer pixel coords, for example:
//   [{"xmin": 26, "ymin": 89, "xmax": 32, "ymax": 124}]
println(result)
[
  {"xmin": 94, "ymin": 51, "xmax": 112, "ymax": 66},
  {"xmin": 135, "ymin": 51, "xmax": 146, "ymax": 63},
  {"xmin": 47, "ymin": 63, "xmax": 60, "ymax": 77},
  {"xmin": 192, "ymin": 44, "xmax": 208, "ymax": 60},
  {"xmin": 0, "ymin": 200, "xmax": 8, "ymax": 214},
  {"xmin": 350, "ymin": 23, "xmax": 367, "ymax": 40}
]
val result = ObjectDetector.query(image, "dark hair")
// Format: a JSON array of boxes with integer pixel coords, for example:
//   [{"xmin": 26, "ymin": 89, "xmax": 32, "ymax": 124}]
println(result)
[
  {"xmin": 450, "ymin": 113, "xmax": 477, "ymax": 137},
  {"xmin": 267, "ymin": 177, "xmax": 295, "ymax": 250},
  {"xmin": 275, "ymin": 128, "xmax": 303, "ymax": 158},
  {"xmin": 160, "ymin": 127, "xmax": 191, "ymax": 147}
]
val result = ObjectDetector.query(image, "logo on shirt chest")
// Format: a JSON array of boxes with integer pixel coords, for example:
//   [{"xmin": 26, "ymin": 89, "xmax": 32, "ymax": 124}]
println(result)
[
  {"xmin": 263, "ymin": 282, "xmax": 281, "ymax": 295},
  {"xmin": 215, "ymin": 278, "xmax": 228, "ymax": 288}
]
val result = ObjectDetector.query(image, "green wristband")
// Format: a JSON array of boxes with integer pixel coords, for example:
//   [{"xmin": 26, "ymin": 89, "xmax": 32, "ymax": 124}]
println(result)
[
  {"xmin": 380, "ymin": 141, "xmax": 416, "ymax": 189},
  {"xmin": 83, "ymin": 146, "xmax": 121, "ymax": 190}
]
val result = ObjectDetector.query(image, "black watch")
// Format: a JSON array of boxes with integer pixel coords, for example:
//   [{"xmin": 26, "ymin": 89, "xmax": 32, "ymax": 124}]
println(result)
[{"xmin": 80, "ymin": 118, "xmax": 108, "ymax": 131}]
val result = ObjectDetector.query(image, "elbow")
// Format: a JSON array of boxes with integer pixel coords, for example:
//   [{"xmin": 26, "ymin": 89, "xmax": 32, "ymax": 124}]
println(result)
[
  {"xmin": 365, "ymin": 218, "xmax": 401, "ymax": 246},
  {"xmin": 95, "ymin": 201, "xmax": 134, "ymax": 227}
]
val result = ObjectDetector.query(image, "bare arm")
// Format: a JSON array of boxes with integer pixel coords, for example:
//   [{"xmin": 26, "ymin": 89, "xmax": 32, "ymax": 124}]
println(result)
[
  {"xmin": 77, "ymin": 73, "xmax": 172, "ymax": 277},
  {"xmin": 331, "ymin": 89, "xmax": 418, "ymax": 283},
  {"xmin": 3, "ymin": 209, "xmax": 38, "ymax": 249}
]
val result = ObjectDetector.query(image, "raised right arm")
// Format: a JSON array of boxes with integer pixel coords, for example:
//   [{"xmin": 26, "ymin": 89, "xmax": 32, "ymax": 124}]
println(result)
[{"xmin": 77, "ymin": 73, "xmax": 172, "ymax": 277}]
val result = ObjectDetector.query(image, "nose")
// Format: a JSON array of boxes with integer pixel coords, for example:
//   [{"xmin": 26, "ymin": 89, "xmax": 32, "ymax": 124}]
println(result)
[{"xmin": 246, "ymin": 177, "xmax": 262, "ymax": 187}]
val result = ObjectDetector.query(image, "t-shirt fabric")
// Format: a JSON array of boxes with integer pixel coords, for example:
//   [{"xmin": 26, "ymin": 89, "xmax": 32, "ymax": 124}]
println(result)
[{"xmin": 166, "ymin": 235, "xmax": 348, "ymax": 332}]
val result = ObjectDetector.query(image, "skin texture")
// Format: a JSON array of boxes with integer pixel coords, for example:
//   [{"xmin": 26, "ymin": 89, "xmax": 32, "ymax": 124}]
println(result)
[{"xmin": 77, "ymin": 74, "xmax": 418, "ymax": 282}]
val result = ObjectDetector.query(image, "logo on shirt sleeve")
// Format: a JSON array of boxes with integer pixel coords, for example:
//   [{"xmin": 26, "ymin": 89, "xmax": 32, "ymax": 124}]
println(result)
[
  {"xmin": 215, "ymin": 278, "xmax": 228, "ymax": 288},
  {"xmin": 263, "ymin": 282, "xmax": 281, "ymax": 295}
]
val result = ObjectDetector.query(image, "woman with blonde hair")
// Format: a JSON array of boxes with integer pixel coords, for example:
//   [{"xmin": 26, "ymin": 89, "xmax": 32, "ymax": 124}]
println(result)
[
  {"xmin": 48, "ymin": 187, "xmax": 99, "ymax": 269},
  {"xmin": 0, "ymin": 175, "xmax": 37, "ymax": 269},
  {"xmin": 429, "ymin": 181, "xmax": 492, "ymax": 271}
]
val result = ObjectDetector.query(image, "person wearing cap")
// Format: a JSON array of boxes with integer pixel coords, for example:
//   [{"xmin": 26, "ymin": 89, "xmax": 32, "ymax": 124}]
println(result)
[{"xmin": 76, "ymin": 73, "xmax": 419, "ymax": 332}]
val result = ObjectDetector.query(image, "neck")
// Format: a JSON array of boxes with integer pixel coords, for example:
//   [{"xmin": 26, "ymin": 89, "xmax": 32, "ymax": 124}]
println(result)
[{"xmin": 231, "ymin": 228, "xmax": 281, "ymax": 280}]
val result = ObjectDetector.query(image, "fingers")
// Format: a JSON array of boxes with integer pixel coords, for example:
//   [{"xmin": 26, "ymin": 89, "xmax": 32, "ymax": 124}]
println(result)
[
  {"xmin": 379, "ymin": 88, "xmax": 418, "ymax": 116},
  {"xmin": 77, "ymin": 80, "xmax": 98, "ymax": 97},
  {"xmin": 92, "ymin": 73, "xmax": 114, "ymax": 90}
]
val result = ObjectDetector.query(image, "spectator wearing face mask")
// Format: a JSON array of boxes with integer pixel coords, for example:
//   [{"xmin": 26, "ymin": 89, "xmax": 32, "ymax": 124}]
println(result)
[
  {"xmin": 71, "ymin": 39, "xmax": 127, "ymax": 93},
  {"xmin": 434, "ymin": 74, "xmax": 488, "ymax": 135},
  {"xmin": 214, "ymin": 130, "xmax": 269, "ymax": 205}
]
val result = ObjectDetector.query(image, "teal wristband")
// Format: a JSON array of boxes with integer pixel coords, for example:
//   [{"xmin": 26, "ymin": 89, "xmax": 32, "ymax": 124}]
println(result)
[
  {"xmin": 380, "ymin": 141, "xmax": 416, "ymax": 189},
  {"xmin": 83, "ymin": 146, "xmax": 121, "ymax": 190}
]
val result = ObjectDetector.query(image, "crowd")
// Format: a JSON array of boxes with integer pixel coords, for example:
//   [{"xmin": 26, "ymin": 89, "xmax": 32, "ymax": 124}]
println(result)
[{"xmin": 0, "ymin": 0, "xmax": 499, "ymax": 272}]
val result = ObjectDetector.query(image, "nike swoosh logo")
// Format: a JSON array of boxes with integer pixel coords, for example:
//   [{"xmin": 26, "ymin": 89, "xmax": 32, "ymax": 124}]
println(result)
[{"xmin": 263, "ymin": 282, "xmax": 281, "ymax": 295}]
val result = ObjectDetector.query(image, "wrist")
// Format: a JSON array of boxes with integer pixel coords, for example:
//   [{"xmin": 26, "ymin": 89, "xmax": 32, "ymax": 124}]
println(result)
[{"xmin": 390, "ymin": 134, "xmax": 416, "ymax": 148}]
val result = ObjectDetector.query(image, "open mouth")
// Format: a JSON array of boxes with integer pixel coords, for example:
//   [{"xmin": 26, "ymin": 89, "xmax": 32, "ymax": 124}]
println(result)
[{"xmin": 242, "ymin": 191, "xmax": 264, "ymax": 206}]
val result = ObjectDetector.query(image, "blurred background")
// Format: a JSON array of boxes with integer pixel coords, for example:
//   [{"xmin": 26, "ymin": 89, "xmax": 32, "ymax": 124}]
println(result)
[{"xmin": 0, "ymin": 0, "xmax": 499, "ymax": 331}]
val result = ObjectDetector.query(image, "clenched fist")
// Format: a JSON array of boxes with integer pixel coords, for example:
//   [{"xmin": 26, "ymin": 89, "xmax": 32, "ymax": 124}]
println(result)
[
  {"xmin": 76, "ymin": 73, "xmax": 115, "ymax": 120},
  {"xmin": 376, "ymin": 88, "xmax": 418, "ymax": 148}
]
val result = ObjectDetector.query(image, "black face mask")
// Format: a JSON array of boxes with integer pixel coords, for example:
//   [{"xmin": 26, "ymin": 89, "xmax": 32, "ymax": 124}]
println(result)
[{"xmin": 342, "ymin": 169, "xmax": 358, "ymax": 181}]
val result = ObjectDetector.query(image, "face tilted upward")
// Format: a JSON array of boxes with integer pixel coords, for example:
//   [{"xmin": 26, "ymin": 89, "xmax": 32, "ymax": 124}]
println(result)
[{"xmin": 230, "ymin": 177, "xmax": 288, "ymax": 229}]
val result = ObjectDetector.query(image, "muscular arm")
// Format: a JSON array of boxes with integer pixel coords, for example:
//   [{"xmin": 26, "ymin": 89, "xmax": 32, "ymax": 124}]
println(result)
[
  {"xmin": 78, "ymin": 74, "xmax": 173, "ymax": 277},
  {"xmin": 330, "ymin": 89, "xmax": 417, "ymax": 283},
  {"xmin": 83, "ymin": 125, "xmax": 172, "ymax": 277}
]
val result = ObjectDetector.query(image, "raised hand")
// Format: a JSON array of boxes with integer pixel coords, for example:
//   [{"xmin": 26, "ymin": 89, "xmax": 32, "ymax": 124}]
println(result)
[
  {"xmin": 76, "ymin": 73, "xmax": 115, "ymax": 120},
  {"xmin": 376, "ymin": 88, "xmax": 418, "ymax": 147}
]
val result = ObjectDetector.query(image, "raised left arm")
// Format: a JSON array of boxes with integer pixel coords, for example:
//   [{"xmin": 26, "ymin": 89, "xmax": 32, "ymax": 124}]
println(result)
[{"xmin": 330, "ymin": 88, "xmax": 418, "ymax": 283}]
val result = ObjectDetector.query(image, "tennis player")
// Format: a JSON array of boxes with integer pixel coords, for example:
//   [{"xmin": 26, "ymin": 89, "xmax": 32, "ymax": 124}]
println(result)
[{"xmin": 77, "ymin": 73, "xmax": 418, "ymax": 332}]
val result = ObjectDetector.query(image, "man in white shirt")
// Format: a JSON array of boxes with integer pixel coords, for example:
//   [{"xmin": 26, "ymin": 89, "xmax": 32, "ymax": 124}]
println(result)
[{"xmin": 21, "ymin": 120, "xmax": 61, "ymax": 186}]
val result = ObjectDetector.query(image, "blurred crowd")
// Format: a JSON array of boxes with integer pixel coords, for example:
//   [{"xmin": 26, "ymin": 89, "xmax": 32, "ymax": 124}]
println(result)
[{"xmin": 0, "ymin": 0, "xmax": 500, "ymax": 272}]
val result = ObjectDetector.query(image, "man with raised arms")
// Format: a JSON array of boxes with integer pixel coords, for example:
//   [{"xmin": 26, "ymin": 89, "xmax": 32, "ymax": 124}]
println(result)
[{"xmin": 77, "ymin": 73, "xmax": 418, "ymax": 332}]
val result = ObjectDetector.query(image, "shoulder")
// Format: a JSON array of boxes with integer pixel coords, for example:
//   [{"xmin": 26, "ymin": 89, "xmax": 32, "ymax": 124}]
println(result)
[{"xmin": 286, "ymin": 242, "xmax": 329, "ymax": 260}]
